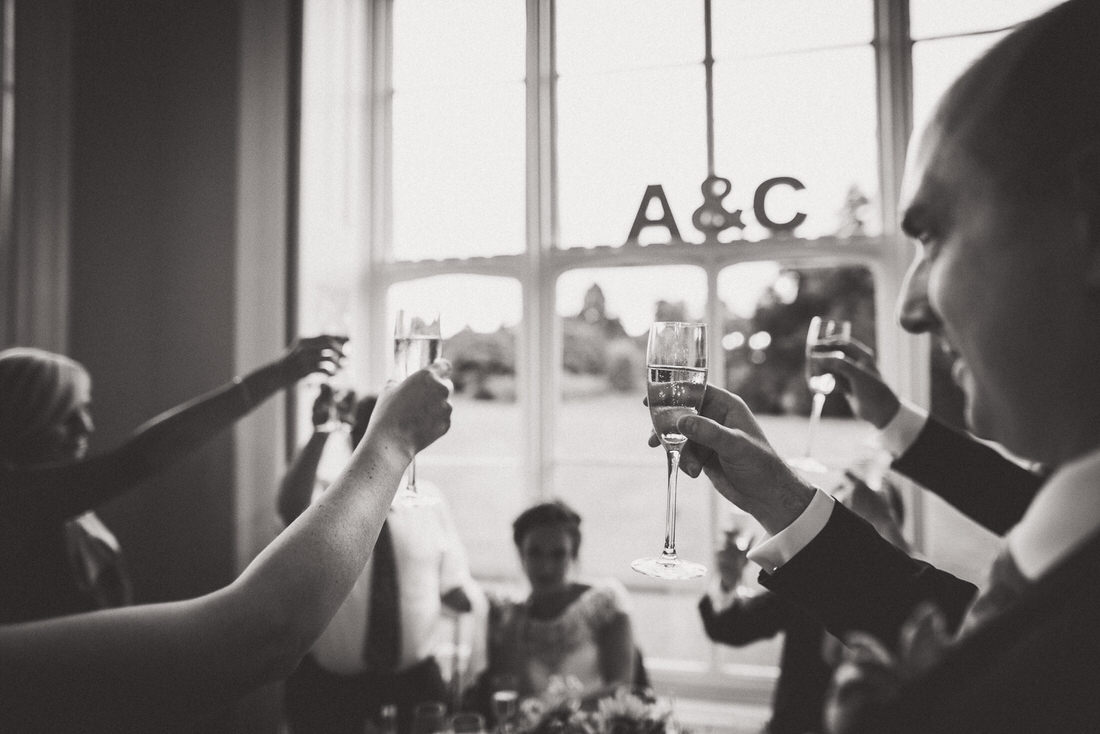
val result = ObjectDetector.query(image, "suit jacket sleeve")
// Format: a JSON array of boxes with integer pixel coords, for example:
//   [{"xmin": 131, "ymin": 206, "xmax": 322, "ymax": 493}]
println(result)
[
  {"xmin": 759, "ymin": 503, "xmax": 978, "ymax": 644},
  {"xmin": 698, "ymin": 590, "xmax": 797, "ymax": 646},
  {"xmin": 892, "ymin": 416, "xmax": 1041, "ymax": 535}
]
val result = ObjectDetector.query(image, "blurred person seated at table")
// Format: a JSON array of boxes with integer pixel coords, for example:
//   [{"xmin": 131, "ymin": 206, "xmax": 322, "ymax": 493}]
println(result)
[
  {"xmin": 278, "ymin": 387, "xmax": 479, "ymax": 734},
  {"xmin": 700, "ymin": 470, "xmax": 908, "ymax": 734},
  {"xmin": 470, "ymin": 500, "xmax": 635, "ymax": 710},
  {"xmin": 0, "ymin": 363, "xmax": 453, "ymax": 732},
  {"xmin": 0, "ymin": 336, "xmax": 345, "ymax": 624}
]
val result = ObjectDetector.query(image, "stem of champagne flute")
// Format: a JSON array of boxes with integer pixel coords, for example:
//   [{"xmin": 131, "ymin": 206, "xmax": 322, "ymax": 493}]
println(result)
[
  {"xmin": 408, "ymin": 456, "xmax": 418, "ymax": 493},
  {"xmin": 661, "ymin": 446, "xmax": 683, "ymax": 562},
  {"xmin": 804, "ymin": 391, "xmax": 826, "ymax": 458}
]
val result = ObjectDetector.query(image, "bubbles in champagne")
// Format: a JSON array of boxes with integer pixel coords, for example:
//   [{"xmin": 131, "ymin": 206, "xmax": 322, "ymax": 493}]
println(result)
[
  {"xmin": 647, "ymin": 365, "xmax": 707, "ymax": 444},
  {"xmin": 394, "ymin": 336, "xmax": 442, "ymax": 378}
]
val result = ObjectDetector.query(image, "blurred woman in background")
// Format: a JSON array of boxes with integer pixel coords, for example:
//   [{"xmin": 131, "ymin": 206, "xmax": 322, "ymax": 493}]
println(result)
[
  {"xmin": 0, "ymin": 335, "xmax": 344, "ymax": 623},
  {"xmin": 477, "ymin": 500, "xmax": 636, "ymax": 707}
]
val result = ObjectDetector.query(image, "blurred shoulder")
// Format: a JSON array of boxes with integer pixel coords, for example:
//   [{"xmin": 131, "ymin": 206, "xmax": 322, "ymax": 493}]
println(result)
[{"xmin": 576, "ymin": 577, "xmax": 632, "ymax": 618}]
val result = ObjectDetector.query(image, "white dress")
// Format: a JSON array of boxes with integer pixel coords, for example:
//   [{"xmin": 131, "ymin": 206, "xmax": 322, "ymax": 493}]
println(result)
[{"xmin": 489, "ymin": 579, "xmax": 631, "ymax": 700}]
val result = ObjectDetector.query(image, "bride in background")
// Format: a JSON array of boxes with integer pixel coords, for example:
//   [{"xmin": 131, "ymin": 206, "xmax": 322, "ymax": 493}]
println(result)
[{"xmin": 474, "ymin": 500, "xmax": 636, "ymax": 708}]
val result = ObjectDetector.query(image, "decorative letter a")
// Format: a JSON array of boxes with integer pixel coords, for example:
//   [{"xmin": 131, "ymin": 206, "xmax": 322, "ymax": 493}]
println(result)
[{"xmin": 626, "ymin": 184, "xmax": 682, "ymax": 246}]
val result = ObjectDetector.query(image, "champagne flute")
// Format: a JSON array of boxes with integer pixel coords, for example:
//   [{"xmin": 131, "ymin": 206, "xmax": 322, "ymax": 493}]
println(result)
[
  {"xmin": 393, "ymin": 308, "xmax": 443, "ymax": 507},
  {"xmin": 633, "ymin": 321, "xmax": 708, "ymax": 580},
  {"xmin": 789, "ymin": 316, "xmax": 851, "ymax": 474}
]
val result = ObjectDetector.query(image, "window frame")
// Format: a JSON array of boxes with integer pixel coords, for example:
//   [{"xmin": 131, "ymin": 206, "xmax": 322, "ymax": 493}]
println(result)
[{"xmin": 308, "ymin": 0, "xmax": 931, "ymax": 704}]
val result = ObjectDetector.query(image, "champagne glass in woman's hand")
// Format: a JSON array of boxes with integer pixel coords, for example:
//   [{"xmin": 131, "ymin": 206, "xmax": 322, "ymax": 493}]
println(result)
[
  {"xmin": 789, "ymin": 316, "xmax": 852, "ymax": 474},
  {"xmin": 392, "ymin": 309, "xmax": 443, "ymax": 507},
  {"xmin": 633, "ymin": 321, "xmax": 708, "ymax": 580}
]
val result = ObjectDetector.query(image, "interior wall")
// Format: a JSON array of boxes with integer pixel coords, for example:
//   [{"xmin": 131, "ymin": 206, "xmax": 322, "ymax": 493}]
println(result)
[
  {"xmin": 66, "ymin": 1, "xmax": 292, "ymax": 730},
  {"xmin": 69, "ymin": 0, "xmax": 242, "ymax": 604}
]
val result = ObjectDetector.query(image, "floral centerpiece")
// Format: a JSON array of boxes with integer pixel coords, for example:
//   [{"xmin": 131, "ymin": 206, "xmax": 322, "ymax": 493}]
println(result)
[{"xmin": 514, "ymin": 676, "xmax": 680, "ymax": 734}]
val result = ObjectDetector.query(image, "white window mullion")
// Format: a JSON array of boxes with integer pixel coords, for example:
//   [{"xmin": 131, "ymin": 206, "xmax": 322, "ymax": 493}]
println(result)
[
  {"xmin": 364, "ymin": 0, "xmax": 393, "ymax": 389},
  {"xmin": 873, "ymin": 0, "xmax": 929, "ymax": 549},
  {"xmin": 523, "ymin": 0, "xmax": 556, "ymax": 501}
]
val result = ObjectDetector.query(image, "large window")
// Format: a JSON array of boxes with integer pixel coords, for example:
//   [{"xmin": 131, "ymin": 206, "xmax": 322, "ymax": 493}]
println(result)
[{"xmin": 297, "ymin": 0, "xmax": 1056, "ymax": 708}]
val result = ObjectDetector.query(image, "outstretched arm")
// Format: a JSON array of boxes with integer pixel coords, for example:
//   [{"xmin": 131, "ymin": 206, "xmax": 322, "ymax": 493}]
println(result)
[
  {"xmin": 816, "ymin": 343, "xmax": 1041, "ymax": 534},
  {"xmin": 675, "ymin": 385, "xmax": 975, "ymax": 644},
  {"xmin": 0, "ymin": 363, "xmax": 452, "ymax": 731},
  {"xmin": 277, "ymin": 385, "xmax": 347, "ymax": 525},
  {"xmin": 2, "ymin": 335, "xmax": 346, "ymax": 522}
]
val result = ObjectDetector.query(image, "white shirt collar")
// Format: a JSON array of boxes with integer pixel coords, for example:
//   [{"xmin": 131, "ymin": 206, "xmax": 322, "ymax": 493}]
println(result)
[{"xmin": 1007, "ymin": 446, "xmax": 1100, "ymax": 580}]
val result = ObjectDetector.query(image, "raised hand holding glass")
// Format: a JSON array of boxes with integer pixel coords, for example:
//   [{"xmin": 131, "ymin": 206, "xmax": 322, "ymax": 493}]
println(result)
[
  {"xmin": 392, "ymin": 308, "xmax": 443, "ymax": 507},
  {"xmin": 789, "ymin": 316, "xmax": 852, "ymax": 474}
]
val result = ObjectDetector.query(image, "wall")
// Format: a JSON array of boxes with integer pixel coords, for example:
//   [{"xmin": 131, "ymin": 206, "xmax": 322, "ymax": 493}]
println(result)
[{"xmin": 65, "ymin": 0, "xmax": 291, "ymax": 730}]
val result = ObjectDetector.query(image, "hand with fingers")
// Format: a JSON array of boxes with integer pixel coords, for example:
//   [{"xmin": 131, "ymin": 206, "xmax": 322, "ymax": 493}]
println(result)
[
  {"xmin": 282, "ymin": 334, "xmax": 350, "ymax": 383},
  {"xmin": 649, "ymin": 385, "xmax": 817, "ymax": 536},
  {"xmin": 366, "ymin": 359, "xmax": 454, "ymax": 461},
  {"xmin": 311, "ymin": 384, "xmax": 358, "ymax": 432},
  {"xmin": 810, "ymin": 339, "xmax": 900, "ymax": 430},
  {"xmin": 312, "ymin": 384, "xmax": 337, "ymax": 429}
]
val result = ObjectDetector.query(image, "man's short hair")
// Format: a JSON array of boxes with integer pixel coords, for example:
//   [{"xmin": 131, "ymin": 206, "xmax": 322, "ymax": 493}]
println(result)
[{"xmin": 936, "ymin": 0, "xmax": 1100, "ymax": 196}]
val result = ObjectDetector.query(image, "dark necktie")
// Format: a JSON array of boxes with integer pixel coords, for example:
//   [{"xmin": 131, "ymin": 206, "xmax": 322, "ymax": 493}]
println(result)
[
  {"xmin": 957, "ymin": 543, "xmax": 1029, "ymax": 638},
  {"xmin": 363, "ymin": 519, "xmax": 401, "ymax": 671}
]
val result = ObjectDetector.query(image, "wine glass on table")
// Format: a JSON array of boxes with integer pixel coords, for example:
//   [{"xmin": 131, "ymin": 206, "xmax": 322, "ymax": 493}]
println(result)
[
  {"xmin": 392, "ymin": 308, "xmax": 442, "ymax": 507},
  {"xmin": 788, "ymin": 316, "xmax": 851, "ymax": 474},
  {"xmin": 633, "ymin": 321, "xmax": 708, "ymax": 580}
]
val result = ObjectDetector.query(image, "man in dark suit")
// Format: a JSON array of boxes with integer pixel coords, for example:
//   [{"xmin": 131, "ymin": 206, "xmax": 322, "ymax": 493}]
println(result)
[
  {"xmin": 699, "ymin": 475, "xmax": 909, "ymax": 734},
  {"xmin": 668, "ymin": 1, "xmax": 1100, "ymax": 731}
]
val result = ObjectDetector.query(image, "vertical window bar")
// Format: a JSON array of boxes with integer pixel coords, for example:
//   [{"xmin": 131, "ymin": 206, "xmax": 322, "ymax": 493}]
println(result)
[
  {"xmin": 873, "ymin": 0, "xmax": 929, "ymax": 551},
  {"xmin": 525, "ymin": 0, "xmax": 556, "ymax": 500}
]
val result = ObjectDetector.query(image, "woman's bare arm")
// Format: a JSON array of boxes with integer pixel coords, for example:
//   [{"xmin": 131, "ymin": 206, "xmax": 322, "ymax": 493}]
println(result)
[
  {"xmin": 0, "ymin": 364, "xmax": 451, "ymax": 730},
  {"xmin": 1, "ymin": 336, "xmax": 345, "ymax": 521}
]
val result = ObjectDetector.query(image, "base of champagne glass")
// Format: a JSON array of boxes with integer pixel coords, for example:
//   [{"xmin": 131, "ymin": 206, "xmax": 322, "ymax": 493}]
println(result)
[
  {"xmin": 631, "ymin": 556, "xmax": 706, "ymax": 580},
  {"xmin": 392, "ymin": 487, "xmax": 441, "ymax": 508},
  {"xmin": 787, "ymin": 455, "xmax": 829, "ymax": 474}
]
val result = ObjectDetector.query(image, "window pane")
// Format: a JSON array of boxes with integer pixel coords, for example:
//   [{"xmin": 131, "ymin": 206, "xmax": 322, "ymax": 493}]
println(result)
[
  {"xmin": 300, "ymin": 0, "xmax": 368, "ymax": 291},
  {"xmin": 912, "ymin": 34, "xmax": 1007, "ymax": 134},
  {"xmin": 553, "ymin": 267, "xmax": 723, "ymax": 668},
  {"xmin": 387, "ymin": 276, "xmax": 524, "ymax": 578},
  {"xmin": 712, "ymin": 0, "xmax": 872, "ymax": 58},
  {"xmin": 393, "ymin": 0, "xmax": 524, "ymax": 88},
  {"xmin": 713, "ymin": 46, "xmax": 880, "ymax": 239},
  {"xmin": 910, "ymin": 0, "xmax": 1062, "ymax": 40},
  {"xmin": 391, "ymin": 0, "xmax": 525, "ymax": 261},
  {"xmin": 392, "ymin": 85, "xmax": 525, "ymax": 259},
  {"xmin": 557, "ymin": 67, "xmax": 707, "ymax": 248},
  {"xmin": 556, "ymin": 0, "xmax": 703, "ymax": 75},
  {"xmin": 717, "ymin": 263, "xmax": 880, "ymax": 483}
]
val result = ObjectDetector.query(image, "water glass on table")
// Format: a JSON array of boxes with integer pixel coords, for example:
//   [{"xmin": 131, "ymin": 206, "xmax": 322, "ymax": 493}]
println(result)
[{"xmin": 412, "ymin": 701, "xmax": 450, "ymax": 734}]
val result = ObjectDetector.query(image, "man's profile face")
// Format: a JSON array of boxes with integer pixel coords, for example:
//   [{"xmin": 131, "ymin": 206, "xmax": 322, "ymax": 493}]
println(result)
[{"xmin": 894, "ymin": 114, "xmax": 1086, "ymax": 462}]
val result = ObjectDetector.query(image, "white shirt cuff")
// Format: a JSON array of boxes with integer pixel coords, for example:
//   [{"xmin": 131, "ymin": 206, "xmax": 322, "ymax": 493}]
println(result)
[
  {"xmin": 748, "ymin": 489, "xmax": 835, "ymax": 574},
  {"xmin": 877, "ymin": 399, "xmax": 928, "ymax": 458},
  {"xmin": 706, "ymin": 578, "xmax": 740, "ymax": 613}
]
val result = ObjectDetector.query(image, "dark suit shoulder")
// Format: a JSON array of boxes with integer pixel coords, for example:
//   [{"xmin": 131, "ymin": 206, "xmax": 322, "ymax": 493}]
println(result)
[
  {"xmin": 760, "ymin": 503, "xmax": 977, "ymax": 643},
  {"xmin": 863, "ymin": 529, "xmax": 1100, "ymax": 733}
]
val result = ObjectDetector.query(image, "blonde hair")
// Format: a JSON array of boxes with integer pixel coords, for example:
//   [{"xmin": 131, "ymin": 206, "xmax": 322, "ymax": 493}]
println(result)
[{"xmin": 0, "ymin": 348, "xmax": 91, "ymax": 464}]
